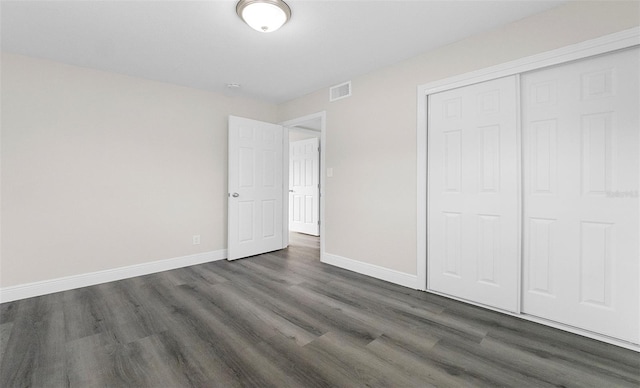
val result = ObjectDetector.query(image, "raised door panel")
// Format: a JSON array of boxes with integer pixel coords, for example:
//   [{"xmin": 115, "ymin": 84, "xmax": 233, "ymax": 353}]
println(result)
[
  {"xmin": 478, "ymin": 125, "xmax": 501, "ymax": 193},
  {"xmin": 444, "ymin": 131, "xmax": 462, "ymax": 193},
  {"xmin": 529, "ymin": 119, "xmax": 558, "ymax": 195},
  {"xmin": 443, "ymin": 212, "xmax": 462, "ymax": 278},
  {"xmin": 428, "ymin": 75, "xmax": 519, "ymax": 312},
  {"xmin": 238, "ymin": 201, "xmax": 254, "ymax": 243},
  {"xmin": 579, "ymin": 221, "xmax": 613, "ymax": 308},
  {"xmin": 581, "ymin": 112, "xmax": 613, "ymax": 196},
  {"xmin": 476, "ymin": 214, "xmax": 500, "ymax": 286},
  {"xmin": 522, "ymin": 47, "xmax": 639, "ymax": 344},
  {"xmin": 526, "ymin": 217, "xmax": 556, "ymax": 297}
]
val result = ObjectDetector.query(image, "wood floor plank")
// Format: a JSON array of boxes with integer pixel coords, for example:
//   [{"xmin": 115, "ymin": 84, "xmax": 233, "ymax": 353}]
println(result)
[
  {"xmin": 366, "ymin": 334, "xmax": 478, "ymax": 387},
  {"xmin": 303, "ymin": 331, "xmax": 425, "ymax": 387},
  {"xmin": 0, "ymin": 322, "xmax": 13, "ymax": 365},
  {"xmin": 0, "ymin": 303, "xmax": 17, "ymax": 325},
  {"xmin": 1, "ymin": 232, "xmax": 638, "ymax": 387},
  {"xmin": 478, "ymin": 336, "xmax": 639, "ymax": 388},
  {"xmin": 122, "ymin": 333, "xmax": 197, "ymax": 387},
  {"xmin": 429, "ymin": 338, "xmax": 557, "ymax": 387},
  {"xmin": 1, "ymin": 295, "xmax": 66, "ymax": 387}
]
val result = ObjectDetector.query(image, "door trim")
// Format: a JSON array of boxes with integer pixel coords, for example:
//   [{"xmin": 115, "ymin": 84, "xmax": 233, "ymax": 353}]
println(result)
[
  {"xmin": 417, "ymin": 26, "xmax": 640, "ymax": 293},
  {"xmin": 280, "ymin": 111, "xmax": 326, "ymax": 259}
]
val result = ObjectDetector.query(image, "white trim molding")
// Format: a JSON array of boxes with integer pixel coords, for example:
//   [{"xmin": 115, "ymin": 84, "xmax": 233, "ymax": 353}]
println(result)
[
  {"xmin": 0, "ymin": 249, "xmax": 226, "ymax": 303},
  {"xmin": 421, "ymin": 27, "xmax": 640, "ymax": 96},
  {"xmin": 322, "ymin": 252, "xmax": 419, "ymax": 290},
  {"xmin": 417, "ymin": 26, "xmax": 640, "ymax": 292},
  {"xmin": 288, "ymin": 127, "xmax": 321, "ymax": 137}
]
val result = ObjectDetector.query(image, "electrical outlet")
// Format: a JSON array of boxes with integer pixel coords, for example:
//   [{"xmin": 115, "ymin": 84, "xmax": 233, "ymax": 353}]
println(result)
[
  {"xmin": 193, "ymin": 235, "xmax": 201, "ymax": 245},
  {"xmin": 327, "ymin": 167, "xmax": 333, "ymax": 177}
]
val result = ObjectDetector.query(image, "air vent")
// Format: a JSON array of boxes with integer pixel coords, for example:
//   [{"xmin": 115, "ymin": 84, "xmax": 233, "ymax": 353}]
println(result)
[{"xmin": 329, "ymin": 81, "xmax": 351, "ymax": 102}]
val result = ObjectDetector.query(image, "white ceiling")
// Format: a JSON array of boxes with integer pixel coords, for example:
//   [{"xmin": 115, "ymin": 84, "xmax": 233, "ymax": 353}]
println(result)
[{"xmin": 1, "ymin": 0, "xmax": 566, "ymax": 103}]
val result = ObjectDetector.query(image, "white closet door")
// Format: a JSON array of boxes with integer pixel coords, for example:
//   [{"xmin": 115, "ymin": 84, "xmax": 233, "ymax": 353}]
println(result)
[
  {"xmin": 428, "ymin": 76, "xmax": 520, "ymax": 312},
  {"xmin": 522, "ymin": 48, "xmax": 639, "ymax": 343}
]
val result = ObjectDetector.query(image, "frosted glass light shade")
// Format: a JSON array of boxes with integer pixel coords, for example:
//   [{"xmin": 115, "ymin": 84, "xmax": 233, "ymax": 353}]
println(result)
[{"xmin": 237, "ymin": 0, "xmax": 291, "ymax": 33}]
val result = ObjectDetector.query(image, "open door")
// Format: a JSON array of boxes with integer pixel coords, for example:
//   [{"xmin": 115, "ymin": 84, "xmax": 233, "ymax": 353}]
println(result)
[
  {"xmin": 289, "ymin": 137, "xmax": 320, "ymax": 236},
  {"xmin": 228, "ymin": 116, "xmax": 284, "ymax": 260}
]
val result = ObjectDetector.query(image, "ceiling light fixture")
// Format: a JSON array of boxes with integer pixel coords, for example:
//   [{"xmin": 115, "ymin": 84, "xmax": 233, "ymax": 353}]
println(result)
[{"xmin": 236, "ymin": 0, "xmax": 291, "ymax": 33}]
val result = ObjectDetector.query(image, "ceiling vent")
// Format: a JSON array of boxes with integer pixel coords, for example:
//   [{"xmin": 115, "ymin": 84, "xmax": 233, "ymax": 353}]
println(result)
[{"xmin": 329, "ymin": 81, "xmax": 351, "ymax": 102}]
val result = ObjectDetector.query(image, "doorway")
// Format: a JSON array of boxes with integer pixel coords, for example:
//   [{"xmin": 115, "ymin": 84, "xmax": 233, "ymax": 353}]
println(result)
[{"xmin": 280, "ymin": 112, "xmax": 326, "ymax": 260}]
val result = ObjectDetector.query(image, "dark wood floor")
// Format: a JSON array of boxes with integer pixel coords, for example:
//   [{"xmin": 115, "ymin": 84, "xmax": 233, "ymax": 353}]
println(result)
[{"xmin": 1, "ymin": 233, "xmax": 638, "ymax": 387}]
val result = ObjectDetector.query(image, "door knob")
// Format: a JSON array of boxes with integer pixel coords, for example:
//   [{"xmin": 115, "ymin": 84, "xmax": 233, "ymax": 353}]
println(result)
[
  {"xmin": 289, "ymin": 189, "xmax": 294, "ymax": 192},
  {"xmin": 232, "ymin": 193, "xmax": 239, "ymax": 197}
]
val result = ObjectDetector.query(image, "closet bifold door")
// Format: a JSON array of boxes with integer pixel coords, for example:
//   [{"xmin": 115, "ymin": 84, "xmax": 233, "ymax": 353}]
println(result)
[
  {"xmin": 427, "ymin": 75, "xmax": 520, "ymax": 313},
  {"xmin": 521, "ymin": 47, "xmax": 639, "ymax": 344}
]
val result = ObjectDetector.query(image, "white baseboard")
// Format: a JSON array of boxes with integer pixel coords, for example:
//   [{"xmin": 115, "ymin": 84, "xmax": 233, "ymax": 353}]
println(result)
[
  {"xmin": 0, "ymin": 249, "xmax": 227, "ymax": 303},
  {"xmin": 322, "ymin": 252, "xmax": 419, "ymax": 289}
]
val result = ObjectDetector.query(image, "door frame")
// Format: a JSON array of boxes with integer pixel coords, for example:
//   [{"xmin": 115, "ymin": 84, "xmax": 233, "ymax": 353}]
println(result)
[
  {"xmin": 280, "ymin": 111, "xmax": 326, "ymax": 258},
  {"xmin": 416, "ymin": 27, "xmax": 639, "ymax": 350}
]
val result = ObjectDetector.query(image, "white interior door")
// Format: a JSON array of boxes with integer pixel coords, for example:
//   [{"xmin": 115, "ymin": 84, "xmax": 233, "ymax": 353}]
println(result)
[
  {"xmin": 521, "ymin": 48, "xmax": 639, "ymax": 343},
  {"xmin": 228, "ymin": 116, "xmax": 284, "ymax": 260},
  {"xmin": 428, "ymin": 76, "xmax": 520, "ymax": 312},
  {"xmin": 289, "ymin": 137, "xmax": 320, "ymax": 236}
]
